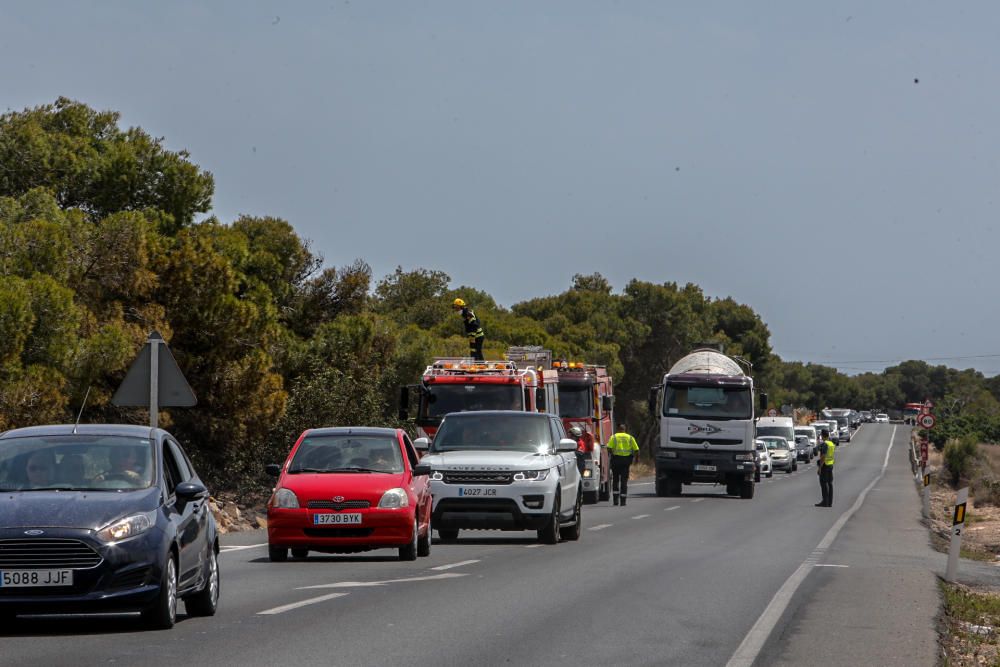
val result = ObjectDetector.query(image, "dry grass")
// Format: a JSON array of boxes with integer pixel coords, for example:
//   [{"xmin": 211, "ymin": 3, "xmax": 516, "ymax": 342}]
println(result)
[{"xmin": 939, "ymin": 581, "xmax": 1000, "ymax": 666}]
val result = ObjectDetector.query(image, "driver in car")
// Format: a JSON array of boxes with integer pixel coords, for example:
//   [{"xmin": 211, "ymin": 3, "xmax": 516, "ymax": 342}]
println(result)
[{"xmin": 97, "ymin": 447, "xmax": 144, "ymax": 483}]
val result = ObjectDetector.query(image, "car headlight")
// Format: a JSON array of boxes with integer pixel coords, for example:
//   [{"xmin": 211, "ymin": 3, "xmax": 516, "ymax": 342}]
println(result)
[
  {"xmin": 378, "ymin": 488, "xmax": 409, "ymax": 509},
  {"xmin": 582, "ymin": 468, "xmax": 593, "ymax": 478},
  {"xmin": 97, "ymin": 511, "xmax": 157, "ymax": 543},
  {"xmin": 269, "ymin": 487, "xmax": 299, "ymax": 509},
  {"xmin": 430, "ymin": 471, "xmax": 444, "ymax": 481},
  {"xmin": 513, "ymin": 469, "xmax": 549, "ymax": 481}
]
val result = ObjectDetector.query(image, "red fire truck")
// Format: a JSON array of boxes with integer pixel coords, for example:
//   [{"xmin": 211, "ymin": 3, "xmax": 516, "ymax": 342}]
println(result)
[
  {"xmin": 399, "ymin": 353, "xmax": 558, "ymax": 440},
  {"xmin": 553, "ymin": 361, "xmax": 615, "ymax": 504}
]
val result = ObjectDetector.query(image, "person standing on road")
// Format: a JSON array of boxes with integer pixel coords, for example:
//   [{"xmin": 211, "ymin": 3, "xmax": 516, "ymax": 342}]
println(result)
[
  {"xmin": 816, "ymin": 429, "xmax": 835, "ymax": 507},
  {"xmin": 453, "ymin": 298, "xmax": 485, "ymax": 361},
  {"xmin": 606, "ymin": 423, "xmax": 639, "ymax": 507}
]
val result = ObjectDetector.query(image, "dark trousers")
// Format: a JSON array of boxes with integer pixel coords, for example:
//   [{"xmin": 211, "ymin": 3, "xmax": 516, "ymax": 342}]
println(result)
[
  {"xmin": 469, "ymin": 336, "xmax": 484, "ymax": 361},
  {"xmin": 611, "ymin": 456, "xmax": 632, "ymax": 499},
  {"xmin": 819, "ymin": 466, "xmax": 833, "ymax": 506}
]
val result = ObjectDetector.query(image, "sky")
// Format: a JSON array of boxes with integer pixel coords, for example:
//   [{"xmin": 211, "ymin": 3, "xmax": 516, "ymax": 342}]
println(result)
[{"xmin": 3, "ymin": 1, "xmax": 1000, "ymax": 376}]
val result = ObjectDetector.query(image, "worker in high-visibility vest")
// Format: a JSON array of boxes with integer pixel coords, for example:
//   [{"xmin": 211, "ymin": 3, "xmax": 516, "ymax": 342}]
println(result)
[
  {"xmin": 606, "ymin": 424, "xmax": 639, "ymax": 506},
  {"xmin": 815, "ymin": 429, "xmax": 836, "ymax": 507}
]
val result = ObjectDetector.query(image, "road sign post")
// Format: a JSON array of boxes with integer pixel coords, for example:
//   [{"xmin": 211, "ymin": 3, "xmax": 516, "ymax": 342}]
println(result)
[
  {"xmin": 946, "ymin": 487, "xmax": 969, "ymax": 581},
  {"xmin": 112, "ymin": 331, "xmax": 196, "ymax": 428},
  {"xmin": 922, "ymin": 467, "xmax": 930, "ymax": 519}
]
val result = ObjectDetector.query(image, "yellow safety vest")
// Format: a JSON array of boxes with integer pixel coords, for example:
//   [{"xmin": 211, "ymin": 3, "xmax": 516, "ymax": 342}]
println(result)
[
  {"xmin": 606, "ymin": 432, "xmax": 639, "ymax": 456},
  {"xmin": 823, "ymin": 440, "xmax": 835, "ymax": 466}
]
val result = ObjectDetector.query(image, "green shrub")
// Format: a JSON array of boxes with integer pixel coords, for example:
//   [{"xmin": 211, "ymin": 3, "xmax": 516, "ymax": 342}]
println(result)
[{"xmin": 944, "ymin": 434, "xmax": 981, "ymax": 487}]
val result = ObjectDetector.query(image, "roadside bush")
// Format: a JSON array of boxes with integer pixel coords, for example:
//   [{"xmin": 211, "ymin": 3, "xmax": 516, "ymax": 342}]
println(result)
[{"xmin": 944, "ymin": 434, "xmax": 981, "ymax": 487}]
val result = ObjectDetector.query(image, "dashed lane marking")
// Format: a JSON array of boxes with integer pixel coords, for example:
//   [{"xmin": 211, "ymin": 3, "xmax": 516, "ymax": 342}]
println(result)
[
  {"xmin": 430, "ymin": 560, "xmax": 479, "ymax": 571},
  {"xmin": 298, "ymin": 572, "xmax": 468, "ymax": 590},
  {"xmin": 588, "ymin": 523, "xmax": 613, "ymax": 531},
  {"xmin": 632, "ymin": 514, "xmax": 650, "ymax": 520},
  {"xmin": 665, "ymin": 506, "xmax": 681, "ymax": 511},
  {"xmin": 258, "ymin": 592, "xmax": 350, "ymax": 615},
  {"xmin": 814, "ymin": 564, "xmax": 850, "ymax": 568},
  {"xmin": 220, "ymin": 543, "xmax": 267, "ymax": 553},
  {"xmin": 690, "ymin": 498, "xmax": 704, "ymax": 503}
]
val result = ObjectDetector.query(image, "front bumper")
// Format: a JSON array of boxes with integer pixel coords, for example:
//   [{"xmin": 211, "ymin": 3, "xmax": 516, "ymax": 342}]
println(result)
[
  {"xmin": 655, "ymin": 449, "xmax": 755, "ymax": 483},
  {"xmin": 771, "ymin": 457, "xmax": 794, "ymax": 470},
  {"xmin": 268, "ymin": 507, "xmax": 416, "ymax": 552},
  {"xmin": 0, "ymin": 527, "xmax": 166, "ymax": 615},
  {"xmin": 429, "ymin": 479, "xmax": 557, "ymax": 531}
]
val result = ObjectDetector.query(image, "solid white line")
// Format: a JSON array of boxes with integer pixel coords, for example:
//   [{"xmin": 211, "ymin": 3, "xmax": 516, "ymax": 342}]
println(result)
[
  {"xmin": 665, "ymin": 506, "xmax": 681, "ymax": 511},
  {"xmin": 430, "ymin": 560, "xmax": 479, "ymax": 571},
  {"xmin": 632, "ymin": 514, "xmax": 650, "ymax": 520},
  {"xmin": 220, "ymin": 543, "xmax": 267, "ymax": 553},
  {"xmin": 258, "ymin": 592, "xmax": 350, "ymax": 615},
  {"xmin": 588, "ymin": 523, "xmax": 613, "ymax": 531},
  {"xmin": 726, "ymin": 425, "xmax": 896, "ymax": 667},
  {"xmin": 814, "ymin": 564, "xmax": 849, "ymax": 568}
]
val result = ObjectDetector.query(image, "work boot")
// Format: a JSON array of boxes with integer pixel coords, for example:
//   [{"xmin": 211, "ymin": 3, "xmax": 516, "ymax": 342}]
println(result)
[
  {"xmin": 620, "ymin": 497, "xmax": 627, "ymax": 507},
  {"xmin": 815, "ymin": 502, "xmax": 825, "ymax": 507},
  {"xmin": 613, "ymin": 494, "xmax": 619, "ymax": 506}
]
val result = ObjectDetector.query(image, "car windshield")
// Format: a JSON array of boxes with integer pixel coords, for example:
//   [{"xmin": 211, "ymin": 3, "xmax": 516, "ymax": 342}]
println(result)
[
  {"xmin": 762, "ymin": 438, "xmax": 789, "ymax": 451},
  {"xmin": 422, "ymin": 384, "xmax": 524, "ymax": 419},
  {"xmin": 0, "ymin": 435, "xmax": 155, "ymax": 491},
  {"xmin": 289, "ymin": 435, "xmax": 402, "ymax": 473},
  {"xmin": 431, "ymin": 415, "xmax": 552, "ymax": 453},
  {"xmin": 795, "ymin": 428, "xmax": 815, "ymax": 438},
  {"xmin": 664, "ymin": 385, "xmax": 751, "ymax": 420},
  {"xmin": 558, "ymin": 384, "xmax": 592, "ymax": 418}
]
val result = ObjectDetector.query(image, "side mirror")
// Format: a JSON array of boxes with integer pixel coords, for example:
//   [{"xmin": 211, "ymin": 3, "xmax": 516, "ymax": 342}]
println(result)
[
  {"xmin": 648, "ymin": 386, "xmax": 660, "ymax": 418},
  {"xmin": 175, "ymin": 481, "xmax": 208, "ymax": 501},
  {"xmin": 759, "ymin": 392, "xmax": 768, "ymax": 412},
  {"xmin": 414, "ymin": 437, "xmax": 430, "ymax": 452},
  {"xmin": 558, "ymin": 438, "xmax": 578, "ymax": 453},
  {"xmin": 412, "ymin": 463, "xmax": 432, "ymax": 477},
  {"xmin": 265, "ymin": 463, "xmax": 282, "ymax": 478}
]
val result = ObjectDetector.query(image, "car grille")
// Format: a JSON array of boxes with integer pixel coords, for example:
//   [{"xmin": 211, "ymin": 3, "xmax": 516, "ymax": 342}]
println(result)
[
  {"xmin": 303, "ymin": 528, "xmax": 374, "ymax": 538},
  {"xmin": 442, "ymin": 472, "xmax": 513, "ymax": 485},
  {"xmin": 307, "ymin": 500, "xmax": 371, "ymax": 510},
  {"xmin": 0, "ymin": 538, "xmax": 102, "ymax": 569}
]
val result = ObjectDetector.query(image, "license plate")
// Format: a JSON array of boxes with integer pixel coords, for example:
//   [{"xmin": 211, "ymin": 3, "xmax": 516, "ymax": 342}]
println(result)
[
  {"xmin": 458, "ymin": 487, "xmax": 497, "ymax": 497},
  {"xmin": 0, "ymin": 569, "xmax": 73, "ymax": 587},
  {"xmin": 694, "ymin": 465, "xmax": 717, "ymax": 472},
  {"xmin": 313, "ymin": 513, "xmax": 362, "ymax": 525}
]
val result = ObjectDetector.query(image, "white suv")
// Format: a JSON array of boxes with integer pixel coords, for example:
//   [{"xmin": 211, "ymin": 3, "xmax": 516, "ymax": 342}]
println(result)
[{"xmin": 415, "ymin": 411, "xmax": 583, "ymax": 544}]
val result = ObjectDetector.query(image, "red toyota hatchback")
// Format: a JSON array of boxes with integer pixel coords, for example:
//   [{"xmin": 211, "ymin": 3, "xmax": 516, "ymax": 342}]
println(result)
[{"xmin": 266, "ymin": 427, "xmax": 432, "ymax": 561}]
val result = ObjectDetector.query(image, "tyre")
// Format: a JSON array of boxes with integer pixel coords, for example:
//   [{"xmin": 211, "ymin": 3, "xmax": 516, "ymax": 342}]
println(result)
[
  {"xmin": 792, "ymin": 462, "xmax": 798, "ymax": 472},
  {"xmin": 142, "ymin": 555, "xmax": 178, "ymax": 630},
  {"xmin": 785, "ymin": 466, "xmax": 792, "ymax": 474},
  {"xmin": 399, "ymin": 518, "xmax": 418, "ymax": 561},
  {"xmin": 725, "ymin": 481, "xmax": 738, "ymax": 496},
  {"xmin": 655, "ymin": 478, "xmax": 669, "ymax": 497},
  {"xmin": 559, "ymin": 492, "xmax": 582, "ymax": 542},
  {"xmin": 268, "ymin": 545, "xmax": 288, "ymax": 562},
  {"xmin": 417, "ymin": 514, "xmax": 431, "ymax": 557},
  {"xmin": 538, "ymin": 495, "xmax": 560, "ymax": 545},
  {"xmin": 667, "ymin": 478, "xmax": 683, "ymax": 496},
  {"xmin": 291, "ymin": 548, "xmax": 308, "ymax": 559},
  {"xmin": 437, "ymin": 528, "xmax": 459, "ymax": 542},
  {"xmin": 185, "ymin": 547, "xmax": 220, "ymax": 617},
  {"xmin": 767, "ymin": 471, "xmax": 773, "ymax": 478},
  {"xmin": 583, "ymin": 490, "xmax": 599, "ymax": 504},
  {"xmin": 740, "ymin": 480, "xmax": 755, "ymax": 499}
]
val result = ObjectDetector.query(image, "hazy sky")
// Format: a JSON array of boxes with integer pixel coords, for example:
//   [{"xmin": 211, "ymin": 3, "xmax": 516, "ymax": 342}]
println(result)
[{"xmin": 4, "ymin": 1, "xmax": 1000, "ymax": 375}]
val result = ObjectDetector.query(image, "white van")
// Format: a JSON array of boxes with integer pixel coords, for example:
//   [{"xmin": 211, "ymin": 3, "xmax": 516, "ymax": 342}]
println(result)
[{"xmin": 756, "ymin": 417, "xmax": 798, "ymax": 471}]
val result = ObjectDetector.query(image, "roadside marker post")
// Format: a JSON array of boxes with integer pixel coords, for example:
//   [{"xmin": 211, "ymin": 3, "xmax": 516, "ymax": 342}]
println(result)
[
  {"xmin": 946, "ymin": 487, "xmax": 969, "ymax": 582},
  {"xmin": 922, "ymin": 468, "xmax": 930, "ymax": 519}
]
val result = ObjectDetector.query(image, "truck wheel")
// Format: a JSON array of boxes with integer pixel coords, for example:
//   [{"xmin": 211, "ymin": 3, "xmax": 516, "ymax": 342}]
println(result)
[
  {"xmin": 740, "ymin": 480, "xmax": 755, "ymax": 499},
  {"xmin": 538, "ymin": 496, "xmax": 560, "ymax": 545},
  {"xmin": 559, "ymin": 492, "xmax": 582, "ymax": 541},
  {"xmin": 667, "ymin": 479, "xmax": 683, "ymax": 496},
  {"xmin": 437, "ymin": 529, "xmax": 459, "ymax": 542},
  {"xmin": 655, "ymin": 478, "xmax": 669, "ymax": 497}
]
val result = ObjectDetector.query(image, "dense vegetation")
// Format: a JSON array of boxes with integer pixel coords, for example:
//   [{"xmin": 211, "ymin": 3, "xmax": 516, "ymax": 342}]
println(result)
[{"xmin": 2, "ymin": 99, "xmax": 998, "ymax": 496}]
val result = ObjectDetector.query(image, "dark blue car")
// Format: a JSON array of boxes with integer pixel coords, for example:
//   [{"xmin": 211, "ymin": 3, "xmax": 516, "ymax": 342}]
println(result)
[{"xmin": 0, "ymin": 424, "xmax": 219, "ymax": 629}]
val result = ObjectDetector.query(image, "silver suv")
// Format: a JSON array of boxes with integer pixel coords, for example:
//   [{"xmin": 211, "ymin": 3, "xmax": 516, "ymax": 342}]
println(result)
[{"xmin": 415, "ymin": 411, "xmax": 583, "ymax": 544}]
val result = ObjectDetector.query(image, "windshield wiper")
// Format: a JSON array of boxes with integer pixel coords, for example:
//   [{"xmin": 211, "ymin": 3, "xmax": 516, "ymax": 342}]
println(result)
[
  {"xmin": 326, "ymin": 467, "xmax": 391, "ymax": 474},
  {"xmin": 14, "ymin": 486, "xmax": 91, "ymax": 492}
]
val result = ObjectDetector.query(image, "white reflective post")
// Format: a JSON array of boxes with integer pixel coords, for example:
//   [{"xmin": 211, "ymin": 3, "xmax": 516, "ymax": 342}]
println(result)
[
  {"xmin": 922, "ymin": 467, "xmax": 930, "ymax": 519},
  {"xmin": 946, "ymin": 487, "xmax": 969, "ymax": 582}
]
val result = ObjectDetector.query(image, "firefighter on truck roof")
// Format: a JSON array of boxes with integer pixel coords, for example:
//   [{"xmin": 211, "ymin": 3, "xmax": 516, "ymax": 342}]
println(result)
[{"xmin": 453, "ymin": 298, "xmax": 485, "ymax": 361}]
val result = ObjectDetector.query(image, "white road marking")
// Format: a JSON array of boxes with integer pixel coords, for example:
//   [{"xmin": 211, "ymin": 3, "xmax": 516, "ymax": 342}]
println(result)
[
  {"xmin": 664, "ymin": 506, "xmax": 681, "ymax": 511},
  {"xmin": 220, "ymin": 543, "xmax": 267, "ymax": 553},
  {"xmin": 726, "ymin": 426, "xmax": 896, "ymax": 667},
  {"xmin": 814, "ymin": 564, "xmax": 849, "ymax": 568},
  {"xmin": 690, "ymin": 498, "xmax": 704, "ymax": 503},
  {"xmin": 299, "ymin": 572, "xmax": 467, "ymax": 590},
  {"xmin": 588, "ymin": 523, "xmax": 613, "ymax": 531},
  {"xmin": 524, "ymin": 544, "xmax": 545, "ymax": 548},
  {"xmin": 430, "ymin": 560, "xmax": 479, "ymax": 571},
  {"xmin": 632, "ymin": 514, "xmax": 650, "ymax": 520},
  {"xmin": 258, "ymin": 592, "xmax": 350, "ymax": 615},
  {"xmin": 632, "ymin": 482, "xmax": 653, "ymax": 486}
]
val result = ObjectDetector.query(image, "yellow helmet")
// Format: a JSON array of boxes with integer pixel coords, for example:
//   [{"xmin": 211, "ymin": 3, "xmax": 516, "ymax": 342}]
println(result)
[{"xmin": 453, "ymin": 298, "xmax": 466, "ymax": 308}]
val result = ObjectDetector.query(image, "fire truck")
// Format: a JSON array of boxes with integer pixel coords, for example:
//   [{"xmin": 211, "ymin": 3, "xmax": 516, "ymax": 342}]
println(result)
[
  {"xmin": 398, "ymin": 350, "xmax": 558, "ymax": 440},
  {"xmin": 552, "ymin": 360, "xmax": 614, "ymax": 504}
]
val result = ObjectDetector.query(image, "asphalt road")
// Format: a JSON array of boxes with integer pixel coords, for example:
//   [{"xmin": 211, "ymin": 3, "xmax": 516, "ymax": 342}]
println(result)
[{"xmin": 1, "ymin": 424, "xmax": 914, "ymax": 667}]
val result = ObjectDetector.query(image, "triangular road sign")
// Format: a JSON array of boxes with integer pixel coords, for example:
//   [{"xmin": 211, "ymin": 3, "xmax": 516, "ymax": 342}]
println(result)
[{"xmin": 112, "ymin": 331, "xmax": 197, "ymax": 408}]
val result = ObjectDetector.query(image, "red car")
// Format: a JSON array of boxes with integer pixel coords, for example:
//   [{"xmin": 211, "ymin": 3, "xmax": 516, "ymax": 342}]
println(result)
[{"xmin": 266, "ymin": 427, "xmax": 432, "ymax": 561}]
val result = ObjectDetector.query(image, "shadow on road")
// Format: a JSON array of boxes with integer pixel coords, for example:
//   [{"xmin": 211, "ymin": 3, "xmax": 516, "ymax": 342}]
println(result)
[{"xmin": 0, "ymin": 612, "xmax": 195, "ymax": 637}]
